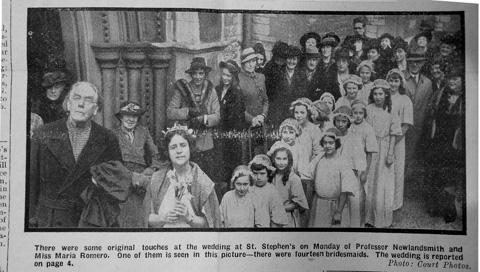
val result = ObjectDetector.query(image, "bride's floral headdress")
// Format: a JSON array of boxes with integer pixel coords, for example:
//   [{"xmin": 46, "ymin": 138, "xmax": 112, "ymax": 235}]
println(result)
[{"xmin": 162, "ymin": 122, "xmax": 196, "ymax": 138}]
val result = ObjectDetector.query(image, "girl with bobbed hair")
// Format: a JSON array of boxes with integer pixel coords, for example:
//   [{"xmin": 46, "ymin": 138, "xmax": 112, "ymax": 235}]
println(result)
[{"xmin": 145, "ymin": 124, "xmax": 221, "ymax": 228}]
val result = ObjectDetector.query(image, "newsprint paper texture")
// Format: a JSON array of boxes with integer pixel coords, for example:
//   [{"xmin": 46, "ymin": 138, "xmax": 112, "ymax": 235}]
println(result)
[{"xmin": 0, "ymin": 0, "xmax": 478, "ymax": 271}]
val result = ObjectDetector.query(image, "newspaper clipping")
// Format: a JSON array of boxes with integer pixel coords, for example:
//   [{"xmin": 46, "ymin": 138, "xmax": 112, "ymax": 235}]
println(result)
[{"xmin": 1, "ymin": 0, "xmax": 478, "ymax": 271}]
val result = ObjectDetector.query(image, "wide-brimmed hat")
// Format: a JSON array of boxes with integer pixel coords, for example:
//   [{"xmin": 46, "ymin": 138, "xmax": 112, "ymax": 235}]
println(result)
[
  {"xmin": 342, "ymin": 74, "xmax": 363, "ymax": 87},
  {"xmin": 373, "ymin": 79, "xmax": 391, "ymax": 90},
  {"xmin": 304, "ymin": 47, "xmax": 321, "ymax": 58},
  {"xmin": 219, "ymin": 59, "xmax": 241, "ymax": 75},
  {"xmin": 185, "ymin": 57, "xmax": 212, "ymax": 74},
  {"xmin": 115, "ymin": 101, "xmax": 146, "ymax": 119},
  {"xmin": 321, "ymin": 32, "xmax": 340, "ymax": 48},
  {"xmin": 356, "ymin": 60, "xmax": 376, "ymax": 74},
  {"xmin": 446, "ymin": 66, "xmax": 464, "ymax": 79},
  {"xmin": 406, "ymin": 48, "xmax": 427, "ymax": 62},
  {"xmin": 272, "ymin": 41, "xmax": 289, "ymax": 59},
  {"xmin": 279, "ymin": 118, "xmax": 301, "ymax": 136},
  {"xmin": 240, "ymin": 47, "xmax": 258, "ymax": 64},
  {"xmin": 379, "ymin": 33, "xmax": 395, "ymax": 43},
  {"xmin": 249, "ymin": 154, "xmax": 275, "ymax": 171},
  {"xmin": 299, "ymin": 32, "xmax": 322, "ymax": 49},
  {"xmin": 414, "ymin": 31, "xmax": 433, "ymax": 42},
  {"xmin": 392, "ymin": 37, "xmax": 408, "ymax": 52},
  {"xmin": 287, "ymin": 45, "xmax": 303, "ymax": 58},
  {"xmin": 440, "ymin": 33, "xmax": 457, "ymax": 46},
  {"xmin": 364, "ymin": 38, "xmax": 380, "ymax": 52},
  {"xmin": 42, "ymin": 71, "xmax": 69, "ymax": 88}
]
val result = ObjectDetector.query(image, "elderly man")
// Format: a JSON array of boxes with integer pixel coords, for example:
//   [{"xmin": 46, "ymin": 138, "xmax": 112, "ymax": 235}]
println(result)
[{"xmin": 29, "ymin": 82, "xmax": 124, "ymax": 228}]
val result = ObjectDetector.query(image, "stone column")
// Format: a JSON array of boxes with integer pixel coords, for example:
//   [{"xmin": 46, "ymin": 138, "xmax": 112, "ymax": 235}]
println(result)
[
  {"xmin": 147, "ymin": 47, "xmax": 173, "ymax": 140},
  {"xmin": 91, "ymin": 45, "xmax": 120, "ymax": 129},
  {"xmin": 124, "ymin": 47, "xmax": 146, "ymax": 103}
]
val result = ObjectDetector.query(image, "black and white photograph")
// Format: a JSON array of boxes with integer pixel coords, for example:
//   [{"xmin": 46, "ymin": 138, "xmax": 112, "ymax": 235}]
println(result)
[{"xmin": 25, "ymin": 9, "xmax": 467, "ymax": 232}]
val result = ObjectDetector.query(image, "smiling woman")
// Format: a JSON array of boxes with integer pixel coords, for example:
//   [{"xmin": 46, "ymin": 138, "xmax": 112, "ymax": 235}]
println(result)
[{"xmin": 144, "ymin": 124, "xmax": 221, "ymax": 228}]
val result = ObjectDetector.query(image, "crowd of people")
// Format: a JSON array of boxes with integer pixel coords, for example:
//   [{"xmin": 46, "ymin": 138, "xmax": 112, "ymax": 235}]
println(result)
[{"xmin": 28, "ymin": 16, "xmax": 465, "ymax": 229}]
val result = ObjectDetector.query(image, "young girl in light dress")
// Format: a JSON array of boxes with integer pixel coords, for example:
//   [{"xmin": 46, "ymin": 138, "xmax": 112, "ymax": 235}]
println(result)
[
  {"xmin": 267, "ymin": 118, "xmax": 302, "ymax": 175},
  {"xmin": 271, "ymin": 147, "xmax": 309, "ymax": 228},
  {"xmin": 356, "ymin": 60, "xmax": 375, "ymax": 105},
  {"xmin": 386, "ymin": 69, "xmax": 413, "ymax": 211},
  {"xmin": 365, "ymin": 79, "xmax": 402, "ymax": 228}
]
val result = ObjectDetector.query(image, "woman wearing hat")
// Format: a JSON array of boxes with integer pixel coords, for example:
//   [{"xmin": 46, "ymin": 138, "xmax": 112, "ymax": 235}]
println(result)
[
  {"xmin": 167, "ymin": 57, "xmax": 221, "ymax": 187},
  {"xmin": 324, "ymin": 47, "xmax": 351, "ymax": 101},
  {"xmin": 343, "ymin": 34, "xmax": 368, "ymax": 68},
  {"xmin": 263, "ymin": 41, "xmax": 289, "ymax": 99},
  {"xmin": 113, "ymin": 101, "xmax": 161, "ymax": 228},
  {"xmin": 393, "ymin": 36, "xmax": 409, "ymax": 72},
  {"xmin": 298, "ymin": 46, "xmax": 324, "ymax": 101},
  {"xmin": 318, "ymin": 32, "xmax": 340, "ymax": 89},
  {"xmin": 31, "ymin": 70, "xmax": 70, "ymax": 124},
  {"xmin": 365, "ymin": 79, "xmax": 402, "ymax": 228},
  {"xmin": 425, "ymin": 66, "xmax": 464, "ymax": 223},
  {"xmin": 269, "ymin": 45, "xmax": 304, "ymax": 127}
]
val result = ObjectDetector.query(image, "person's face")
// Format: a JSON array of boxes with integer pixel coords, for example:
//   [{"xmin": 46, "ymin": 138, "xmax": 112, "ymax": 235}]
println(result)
[
  {"xmin": 322, "ymin": 136, "xmax": 336, "ymax": 155},
  {"xmin": 373, "ymin": 88, "xmax": 386, "ymax": 107},
  {"xmin": 286, "ymin": 56, "xmax": 298, "ymax": 70},
  {"xmin": 294, "ymin": 105, "xmax": 308, "ymax": 125},
  {"xmin": 168, "ymin": 134, "xmax": 190, "ymax": 168},
  {"xmin": 46, "ymin": 83, "xmax": 66, "ymax": 101},
  {"xmin": 352, "ymin": 107, "xmax": 365, "ymax": 124},
  {"xmin": 388, "ymin": 77, "xmax": 402, "ymax": 93},
  {"xmin": 448, "ymin": 76, "xmax": 462, "ymax": 92},
  {"xmin": 306, "ymin": 57, "xmax": 319, "ymax": 71},
  {"xmin": 274, "ymin": 150, "xmax": 289, "ymax": 171},
  {"xmin": 281, "ymin": 127, "xmax": 296, "ymax": 146},
  {"xmin": 321, "ymin": 46, "xmax": 332, "ymax": 58},
  {"xmin": 252, "ymin": 168, "xmax": 268, "ymax": 187},
  {"xmin": 395, "ymin": 48, "xmax": 406, "ymax": 62},
  {"xmin": 334, "ymin": 117, "xmax": 349, "ymax": 132},
  {"xmin": 440, "ymin": 43, "xmax": 454, "ymax": 57},
  {"xmin": 120, "ymin": 114, "xmax": 139, "ymax": 131},
  {"xmin": 256, "ymin": 55, "xmax": 265, "ymax": 68},
  {"xmin": 408, "ymin": 60, "xmax": 425, "ymax": 74},
  {"xmin": 243, "ymin": 58, "xmax": 257, "ymax": 73},
  {"xmin": 416, "ymin": 36, "xmax": 428, "ymax": 47},
  {"xmin": 234, "ymin": 176, "xmax": 250, "ymax": 197},
  {"xmin": 191, "ymin": 69, "xmax": 206, "ymax": 87},
  {"xmin": 336, "ymin": 58, "xmax": 349, "ymax": 73},
  {"xmin": 345, "ymin": 83, "xmax": 359, "ymax": 99},
  {"xmin": 380, "ymin": 38, "xmax": 391, "ymax": 49},
  {"xmin": 367, "ymin": 49, "xmax": 379, "ymax": 61},
  {"xmin": 275, "ymin": 57, "xmax": 286, "ymax": 66},
  {"xmin": 353, "ymin": 22, "xmax": 365, "ymax": 36},
  {"xmin": 321, "ymin": 97, "xmax": 334, "ymax": 111},
  {"xmin": 359, "ymin": 66, "xmax": 372, "ymax": 83},
  {"xmin": 430, "ymin": 64, "xmax": 444, "ymax": 80},
  {"xmin": 305, "ymin": 38, "xmax": 317, "ymax": 50},
  {"xmin": 67, "ymin": 85, "xmax": 99, "ymax": 123},
  {"xmin": 221, "ymin": 68, "xmax": 233, "ymax": 86}
]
